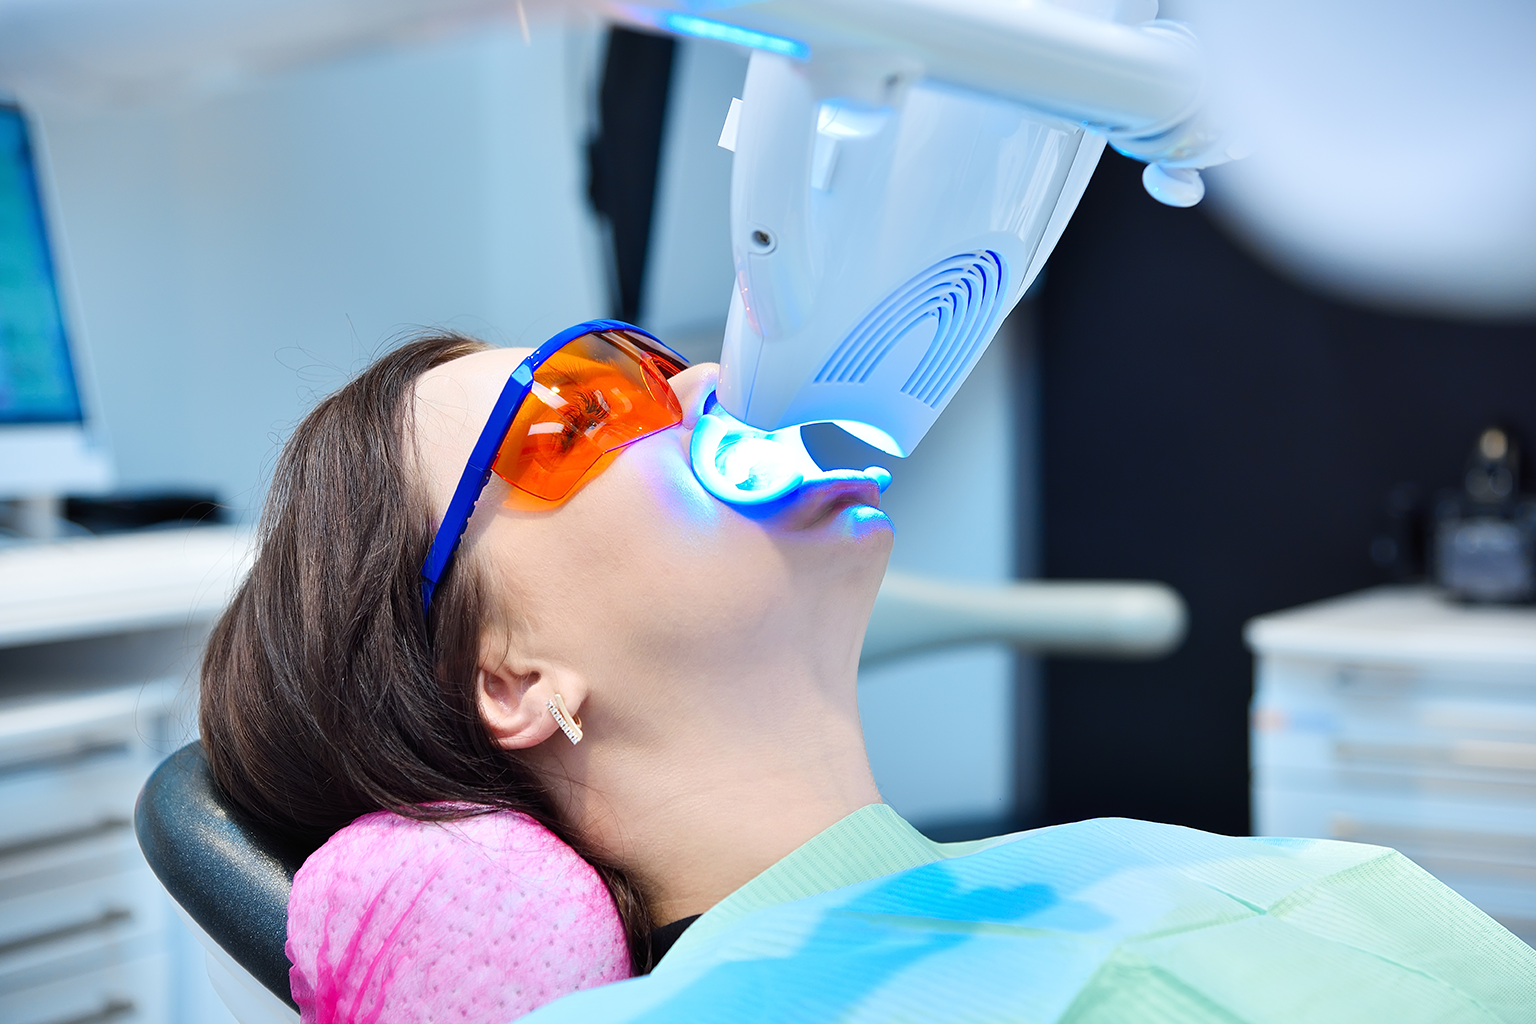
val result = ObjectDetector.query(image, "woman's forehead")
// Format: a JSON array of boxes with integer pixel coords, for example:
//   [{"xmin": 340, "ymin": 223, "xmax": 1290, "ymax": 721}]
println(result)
[
  {"xmin": 414, "ymin": 347, "xmax": 531, "ymax": 422},
  {"xmin": 411, "ymin": 347, "xmax": 532, "ymax": 504}
]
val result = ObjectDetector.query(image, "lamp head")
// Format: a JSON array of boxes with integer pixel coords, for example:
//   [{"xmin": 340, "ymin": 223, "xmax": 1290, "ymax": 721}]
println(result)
[
  {"xmin": 609, "ymin": 2, "xmax": 1228, "ymax": 457},
  {"xmin": 714, "ymin": 51, "xmax": 1104, "ymax": 457}
]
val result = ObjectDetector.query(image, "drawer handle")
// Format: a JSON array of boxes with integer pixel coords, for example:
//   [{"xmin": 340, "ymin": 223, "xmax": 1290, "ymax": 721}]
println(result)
[
  {"xmin": 0, "ymin": 907, "xmax": 132, "ymax": 958},
  {"xmin": 35, "ymin": 998, "xmax": 136, "ymax": 1024},
  {"xmin": 0, "ymin": 818, "xmax": 131, "ymax": 863},
  {"xmin": 0, "ymin": 740, "xmax": 132, "ymax": 779}
]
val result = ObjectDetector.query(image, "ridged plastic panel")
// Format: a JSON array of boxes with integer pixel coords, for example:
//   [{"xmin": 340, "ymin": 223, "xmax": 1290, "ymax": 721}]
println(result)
[{"xmin": 814, "ymin": 251, "xmax": 1007, "ymax": 409}]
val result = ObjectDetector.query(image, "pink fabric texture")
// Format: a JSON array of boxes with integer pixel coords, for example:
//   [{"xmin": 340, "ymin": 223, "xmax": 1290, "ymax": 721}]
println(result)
[{"xmin": 286, "ymin": 808, "xmax": 631, "ymax": 1024}]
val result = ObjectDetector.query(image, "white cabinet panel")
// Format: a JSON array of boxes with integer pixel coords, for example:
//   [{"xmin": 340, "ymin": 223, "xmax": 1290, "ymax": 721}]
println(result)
[{"xmin": 1248, "ymin": 587, "xmax": 1536, "ymax": 946}]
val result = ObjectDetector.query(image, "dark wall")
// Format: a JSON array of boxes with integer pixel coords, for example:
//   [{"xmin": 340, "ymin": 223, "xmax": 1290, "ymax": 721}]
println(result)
[
  {"xmin": 1036, "ymin": 150, "xmax": 1536, "ymax": 836},
  {"xmin": 588, "ymin": 27, "xmax": 675, "ymax": 322}
]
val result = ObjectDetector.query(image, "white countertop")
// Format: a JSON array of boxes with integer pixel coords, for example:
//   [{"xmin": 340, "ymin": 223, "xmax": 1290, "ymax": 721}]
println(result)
[
  {"xmin": 0, "ymin": 526, "xmax": 255, "ymax": 647},
  {"xmin": 1245, "ymin": 586, "xmax": 1536, "ymax": 667}
]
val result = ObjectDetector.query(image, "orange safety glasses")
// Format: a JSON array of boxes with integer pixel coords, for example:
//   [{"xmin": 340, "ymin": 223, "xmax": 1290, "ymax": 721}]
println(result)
[
  {"xmin": 492, "ymin": 330, "xmax": 686, "ymax": 500},
  {"xmin": 421, "ymin": 321, "xmax": 688, "ymax": 613}
]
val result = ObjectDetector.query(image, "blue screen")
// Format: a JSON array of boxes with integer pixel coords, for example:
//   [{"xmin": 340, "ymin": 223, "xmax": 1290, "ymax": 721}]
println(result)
[{"xmin": 0, "ymin": 105, "xmax": 82, "ymax": 424}]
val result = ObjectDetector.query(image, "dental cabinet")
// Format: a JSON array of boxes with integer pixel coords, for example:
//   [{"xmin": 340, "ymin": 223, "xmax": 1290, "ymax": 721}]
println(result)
[
  {"xmin": 1248, "ymin": 587, "xmax": 1536, "ymax": 946},
  {"xmin": 0, "ymin": 528, "xmax": 251, "ymax": 1024}
]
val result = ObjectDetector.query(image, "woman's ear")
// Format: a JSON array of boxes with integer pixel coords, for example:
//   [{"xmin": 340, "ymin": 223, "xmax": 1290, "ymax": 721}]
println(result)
[{"xmin": 475, "ymin": 657, "xmax": 586, "ymax": 751}]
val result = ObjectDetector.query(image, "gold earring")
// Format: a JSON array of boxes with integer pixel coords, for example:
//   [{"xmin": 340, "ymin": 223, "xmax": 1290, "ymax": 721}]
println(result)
[{"xmin": 547, "ymin": 693, "xmax": 583, "ymax": 745}]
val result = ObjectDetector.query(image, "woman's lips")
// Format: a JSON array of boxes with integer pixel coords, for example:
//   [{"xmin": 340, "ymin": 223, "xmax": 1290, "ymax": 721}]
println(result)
[{"xmin": 775, "ymin": 471, "xmax": 884, "ymax": 529}]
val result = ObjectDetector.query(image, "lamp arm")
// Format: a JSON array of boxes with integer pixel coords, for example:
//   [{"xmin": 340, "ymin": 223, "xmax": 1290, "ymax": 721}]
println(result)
[{"xmin": 862, "ymin": 571, "xmax": 1188, "ymax": 664}]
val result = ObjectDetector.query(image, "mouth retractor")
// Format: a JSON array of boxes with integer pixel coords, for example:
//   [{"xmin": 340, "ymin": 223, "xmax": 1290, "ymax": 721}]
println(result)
[{"xmin": 690, "ymin": 394, "xmax": 892, "ymax": 506}]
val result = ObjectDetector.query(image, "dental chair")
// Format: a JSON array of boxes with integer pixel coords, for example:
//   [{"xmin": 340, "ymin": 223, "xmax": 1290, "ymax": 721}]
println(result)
[
  {"xmin": 135, "ymin": 742, "xmax": 306, "ymax": 1024},
  {"xmin": 134, "ymin": 575, "xmax": 1183, "ymax": 1024}
]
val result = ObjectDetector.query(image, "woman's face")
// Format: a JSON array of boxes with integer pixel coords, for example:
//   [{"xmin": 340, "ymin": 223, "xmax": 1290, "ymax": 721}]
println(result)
[{"xmin": 412, "ymin": 346, "xmax": 894, "ymax": 717}]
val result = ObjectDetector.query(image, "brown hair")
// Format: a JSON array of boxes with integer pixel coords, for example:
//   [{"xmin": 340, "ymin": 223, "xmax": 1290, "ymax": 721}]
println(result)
[{"xmin": 199, "ymin": 333, "xmax": 656, "ymax": 970}]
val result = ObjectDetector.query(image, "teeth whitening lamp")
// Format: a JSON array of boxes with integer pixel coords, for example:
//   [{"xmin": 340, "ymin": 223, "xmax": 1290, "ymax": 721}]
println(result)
[{"xmin": 610, "ymin": 0, "xmax": 1232, "ymax": 502}]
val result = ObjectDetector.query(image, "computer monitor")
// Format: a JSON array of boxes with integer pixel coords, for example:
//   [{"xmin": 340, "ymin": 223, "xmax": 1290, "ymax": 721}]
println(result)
[{"xmin": 0, "ymin": 101, "xmax": 111, "ymax": 505}]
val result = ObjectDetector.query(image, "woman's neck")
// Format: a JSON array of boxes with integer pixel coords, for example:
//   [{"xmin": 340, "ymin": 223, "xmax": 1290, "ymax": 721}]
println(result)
[{"xmin": 538, "ymin": 660, "xmax": 882, "ymax": 926}]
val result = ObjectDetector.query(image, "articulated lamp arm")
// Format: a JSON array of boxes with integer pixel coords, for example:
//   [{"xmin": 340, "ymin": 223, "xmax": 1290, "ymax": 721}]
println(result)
[{"xmin": 863, "ymin": 572, "xmax": 1188, "ymax": 664}]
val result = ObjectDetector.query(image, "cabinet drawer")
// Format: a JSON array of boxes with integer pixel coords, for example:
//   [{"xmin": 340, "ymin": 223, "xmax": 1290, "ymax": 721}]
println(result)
[
  {"xmin": 0, "ymin": 744, "xmax": 154, "ymax": 850},
  {"xmin": 0, "ymin": 818, "xmax": 140, "ymax": 885},
  {"xmin": 2, "ymin": 949, "xmax": 169, "ymax": 1024},
  {"xmin": 0, "ymin": 863, "xmax": 167, "ymax": 980}
]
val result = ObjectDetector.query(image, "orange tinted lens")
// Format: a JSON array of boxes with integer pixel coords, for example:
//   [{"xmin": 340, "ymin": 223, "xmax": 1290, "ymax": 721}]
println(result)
[{"xmin": 491, "ymin": 331, "xmax": 685, "ymax": 501}]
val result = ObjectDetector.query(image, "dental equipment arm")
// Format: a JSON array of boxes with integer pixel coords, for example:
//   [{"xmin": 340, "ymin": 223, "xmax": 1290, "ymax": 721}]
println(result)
[
  {"xmin": 614, "ymin": 0, "xmax": 1213, "ymax": 145},
  {"xmin": 864, "ymin": 573, "xmax": 1188, "ymax": 664}
]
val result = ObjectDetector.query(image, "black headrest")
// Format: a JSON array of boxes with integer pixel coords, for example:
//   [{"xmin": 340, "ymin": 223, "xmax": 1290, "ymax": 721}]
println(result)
[{"xmin": 135, "ymin": 742, "xmax": 318, "ymax": 1009}]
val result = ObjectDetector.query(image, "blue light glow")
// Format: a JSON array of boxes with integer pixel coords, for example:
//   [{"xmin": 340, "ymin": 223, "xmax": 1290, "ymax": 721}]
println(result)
[
  {"xmin": 831, "ymin": 420, "xmax": 906, "ymax": 457},
  {"xmin": 659, "ymin": 13, "xmax": 810, "ymax": 60},
  {"xmin": 691, "ymin": 395, "xmax": 890, "ymax": 507}
]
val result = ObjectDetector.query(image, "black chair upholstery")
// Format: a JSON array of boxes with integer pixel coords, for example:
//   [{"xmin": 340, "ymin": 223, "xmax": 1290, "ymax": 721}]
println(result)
[{"xmin": 135, "ymin": 742, "xmax": 317, "ymax": 1010}]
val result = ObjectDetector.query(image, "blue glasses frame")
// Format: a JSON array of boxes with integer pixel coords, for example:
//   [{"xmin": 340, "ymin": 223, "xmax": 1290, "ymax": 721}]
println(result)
[{"xmin": 419, "ymin": 319, "xmax": 685, "ymax": 616}]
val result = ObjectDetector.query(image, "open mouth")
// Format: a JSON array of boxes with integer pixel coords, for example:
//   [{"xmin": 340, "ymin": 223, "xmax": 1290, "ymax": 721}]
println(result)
[{"xmin": 775, "ymin": 471, "xmax": 885, "ymax": 529}]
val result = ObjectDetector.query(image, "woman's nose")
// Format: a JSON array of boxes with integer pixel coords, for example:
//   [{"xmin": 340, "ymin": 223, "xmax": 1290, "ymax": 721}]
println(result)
[{"xmin": 670, "ymin": 363, "xmax": 720, "ymax": 429}]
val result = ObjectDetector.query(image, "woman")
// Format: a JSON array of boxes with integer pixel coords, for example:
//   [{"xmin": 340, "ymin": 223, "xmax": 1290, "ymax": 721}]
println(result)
[
  {"xmin": 200, "ymin": 323, "xmax": 892, "ymax": 1018},
  {"xmin": 204, "ymin": 325, "xmax": 1535, "ymax": 1024}
]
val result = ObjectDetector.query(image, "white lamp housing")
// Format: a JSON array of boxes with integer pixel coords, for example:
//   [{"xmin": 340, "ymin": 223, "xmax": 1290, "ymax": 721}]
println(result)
[{"xmin": 717, "ymin": 51, "xmax": 1108, "ymax": 456}]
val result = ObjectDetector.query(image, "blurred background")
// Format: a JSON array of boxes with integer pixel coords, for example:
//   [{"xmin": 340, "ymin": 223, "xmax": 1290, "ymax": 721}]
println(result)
[{"xmin": 0, "ymin": 0, "xmax": 1533, "ymax": 1020}]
